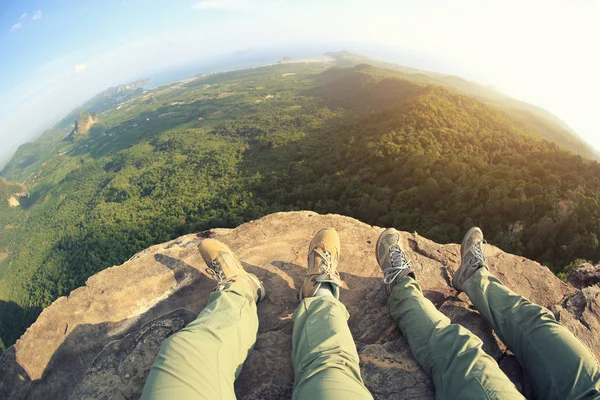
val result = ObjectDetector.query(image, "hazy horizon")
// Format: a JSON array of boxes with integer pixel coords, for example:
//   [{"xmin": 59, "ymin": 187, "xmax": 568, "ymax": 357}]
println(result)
[
  {"xmin": 1, "ymin": 0, "xmax": 599, "ymax": 168},
  {"xmin": 0, "ymin": 43, "xmax": 503, "ymax": 167}
]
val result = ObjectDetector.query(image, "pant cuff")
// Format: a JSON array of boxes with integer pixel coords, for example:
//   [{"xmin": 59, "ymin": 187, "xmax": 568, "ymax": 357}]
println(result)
[
  {"xmin": 293, "ymin": 296, "xmax": 350, "ymax": 321},
  {"xmin": 220, "ymin": 281, "xmax": 256, "ymax": 304},
  {"xmin": 462, "ymin": 267, "xmax": 492, "ymax": 299}
]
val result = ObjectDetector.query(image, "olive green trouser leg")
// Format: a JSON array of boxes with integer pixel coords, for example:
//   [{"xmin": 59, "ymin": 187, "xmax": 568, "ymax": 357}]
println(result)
[
  {"xmin": 389, "ymin": 276, "xmax": 524, "ymax": 400},
  {"xmin": 141, "ymin": 282, "xmax": 258, "ymax": 400},
  {"xmin": 291, "ymin": 296, "xmax": 373, "ymax": 400},
  {"xmin": 464, "ymin": 267, "xmax": 600, "ymax": 400}
]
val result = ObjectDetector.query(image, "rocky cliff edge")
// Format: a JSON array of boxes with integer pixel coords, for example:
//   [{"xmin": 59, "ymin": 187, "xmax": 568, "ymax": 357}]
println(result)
[{"xmin": 1, "ymin": 211, "xmax": 599, "ymax": 399}]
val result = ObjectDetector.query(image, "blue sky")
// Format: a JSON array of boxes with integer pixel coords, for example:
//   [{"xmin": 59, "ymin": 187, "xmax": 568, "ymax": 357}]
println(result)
[
  {"xmin": 1, "ymin": 0, "xmax": 599, "ymax": 166},
  {"xmin": 0, "ymin": 0, "xmax": 216, "ymax": 115},
  {"xmin": 1, "ymin": 1, "xmax": 212, "ymax": 87}
]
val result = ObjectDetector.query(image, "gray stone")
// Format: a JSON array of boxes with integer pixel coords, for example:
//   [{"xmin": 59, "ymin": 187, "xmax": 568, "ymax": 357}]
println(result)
[{"xmin": 567, "ymin": 263, "xmax": 600, "ymax": 289}]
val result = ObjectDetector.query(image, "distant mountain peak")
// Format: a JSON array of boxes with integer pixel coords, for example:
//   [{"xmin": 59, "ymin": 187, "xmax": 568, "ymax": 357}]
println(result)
[{"xmin": 73, "ymin": 112, "xmax": 98, "ymax": 135}]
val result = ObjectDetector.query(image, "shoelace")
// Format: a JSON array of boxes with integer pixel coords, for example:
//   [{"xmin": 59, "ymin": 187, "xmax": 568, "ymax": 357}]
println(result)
[
  {"xmin": 206, "ymin": 259, "xmax": 228, "ymax": 285},
  {"xmin": 313, "ymin": 248, "xmax": 333, "ymax": 275},
  {"xmin": 383, "ymin": 245, "xmax": 411, "ymax": 284},
  {"xmin": 466, "ymin": 240, "xmax": 487, "ymax": 268}
]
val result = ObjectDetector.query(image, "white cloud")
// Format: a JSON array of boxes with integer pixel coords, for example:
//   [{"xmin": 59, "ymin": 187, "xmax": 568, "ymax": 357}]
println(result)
[
  {"xmin": 73, "ymin": 64, "xmax": 89, "ymax": 73},
  {"xmin": 10, "ymin": 22, "xmax": 22, "ymax": 31},
  {"xmin": 20, "ymin": 13, "xmax": 28, "ymax": 20},
  {"xmin": 32, "ymin": 10, "xmax": 42, "ymax": 20},
  {"xmin": 192, "ymin": 0, "xmax": 241, "ymax": 10}
]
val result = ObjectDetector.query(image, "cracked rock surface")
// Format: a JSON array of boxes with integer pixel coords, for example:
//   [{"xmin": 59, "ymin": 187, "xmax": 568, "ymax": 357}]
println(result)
[{"xmin": 1, "ymin": 211, "xmax": 599, "ymax": 399}]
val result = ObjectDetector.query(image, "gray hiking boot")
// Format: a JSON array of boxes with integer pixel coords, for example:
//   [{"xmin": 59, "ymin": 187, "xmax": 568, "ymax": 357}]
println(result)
[
  {"xmin": 376, "ymin": 228, "xmax": 415, "ymax": 296},
  {"xmin": 452, "ymin": 227, "xmax": 488, "ymax": 292}
]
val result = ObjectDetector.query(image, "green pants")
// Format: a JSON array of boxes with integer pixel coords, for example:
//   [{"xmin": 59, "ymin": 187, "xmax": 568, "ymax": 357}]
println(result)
[
  {"xmin": 141, "ymin": 284, "xmax": 372, "ymax": 399},
  {"xmin": 143, "ymin": 268, "xmax": 600, "ymax": 400},
  {"xmin": 389, "ymin": 268, "xmax": 600, "ymax": 400},
  {"xmin": 291, "ymin": 296, "xmax": 372, "ymax": 399},
  {"xmin": 141, "ymin": 282, "xmax": 258, "ymax": 399}
]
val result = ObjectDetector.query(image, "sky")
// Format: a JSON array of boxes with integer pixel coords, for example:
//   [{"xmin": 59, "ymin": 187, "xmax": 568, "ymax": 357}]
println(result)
[{"xmin": 1, "ymin": 0, "xmax": 599, "ymax": 166}]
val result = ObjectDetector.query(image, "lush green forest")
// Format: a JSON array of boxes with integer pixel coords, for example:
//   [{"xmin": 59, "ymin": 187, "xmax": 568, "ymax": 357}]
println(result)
[{"xmin": 1, "ymin": 55, "xmax": 600, "ymax": 348}]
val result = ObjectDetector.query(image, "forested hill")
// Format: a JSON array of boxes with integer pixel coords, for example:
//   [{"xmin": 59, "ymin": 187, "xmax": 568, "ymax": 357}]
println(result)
[
  {"xmin": 325, "ymin": 51, "xmax": 599, "ymax": 161},
  {"xmin": 2, "ymin": 58, "xmax": 600, "ymax": 349}
]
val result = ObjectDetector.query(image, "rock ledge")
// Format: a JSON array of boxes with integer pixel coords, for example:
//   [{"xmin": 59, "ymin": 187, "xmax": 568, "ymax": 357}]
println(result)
[{"xmin": 1, "ymin": 211, "xmax": 599, "ymax": 399}]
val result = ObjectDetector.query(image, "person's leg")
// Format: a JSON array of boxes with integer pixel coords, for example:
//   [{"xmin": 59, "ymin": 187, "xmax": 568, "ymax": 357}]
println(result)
[
  {"xmin": 142, "ymin": 284, "xmax": 258, "ymax": 399},
  {"xmin": 464, "ymin": 267, "xmax": 600, "ymax": 400},
  {"xmin": 455, "ymin": 226, "xmax": 600, "ymax": 400},
  {"xmin": 378, "ymin": 228, "xmax": 524, "ymax": 400},
  {"xmin": 292, "ymin": 228, "xmax": 372, "ymax": 400},
  {"xmin": 142, "ymin": 239, "xmax": 265, "ymax": 400},
  {"xmin": 292, "ymin": 296, "xmax": 372, "ymax": 399},
  {"xmin": 389, "ymin": 276, "xmax": 524, "ymax": 399}
]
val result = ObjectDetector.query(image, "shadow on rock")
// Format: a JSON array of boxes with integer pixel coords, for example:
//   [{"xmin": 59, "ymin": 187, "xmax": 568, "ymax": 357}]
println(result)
[
  {"xmin": 0, "ymin": 300, "xmax": 40, "ymax": 352},
  {"xmin": 154, "ymin": 253, "xmax": 204, "ymax": 284},
  {"xmin": 0, "ymin": 255, "xmax": 212, "ymax": 400}
]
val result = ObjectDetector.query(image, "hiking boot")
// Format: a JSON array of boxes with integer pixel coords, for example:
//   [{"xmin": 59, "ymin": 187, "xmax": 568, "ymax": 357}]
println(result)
[
  {"xmin": 299, "ymin": 228, "xmax": 343, "ymax": 300},
  {"xmin": 452, "ymin": 227, "xmax": 488, "ymax": 292},
  {"xmin": 376, "ymin": 228, "xmax": 415, "ymax": 296},
  {"xmin": 198, "ymin": 238, "xmax": 266, "ymax": 303}
]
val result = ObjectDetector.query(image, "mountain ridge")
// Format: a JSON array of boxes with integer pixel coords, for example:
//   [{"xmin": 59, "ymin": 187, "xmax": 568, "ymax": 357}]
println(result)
[
  {"xmin": 0, "ymin": 78, "xmax": 150, "ymax": 180},
  {"xmin": 1, "ymin": 52, "xmax": 597, "ymax": 181},
  {"xmin": 324, "ymin": 51, "xmax": 599, "ymax": 160}
]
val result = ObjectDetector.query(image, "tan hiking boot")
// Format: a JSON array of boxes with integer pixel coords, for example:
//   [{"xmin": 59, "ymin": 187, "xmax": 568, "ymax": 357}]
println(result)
[
  {"xmin": 376, "ymin": 228, "xmax": 415, "ymax": 296},
  {"xmin": 299, "ymin": 228, "xmax": 343, "ymax": 300},
  {"xmin": 452, "ymin": 227, "xmax": 488, "ymax": 292},
  {"xmin": 198, "ymin": 238, "xmax": 266, "ymax": 303}
]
